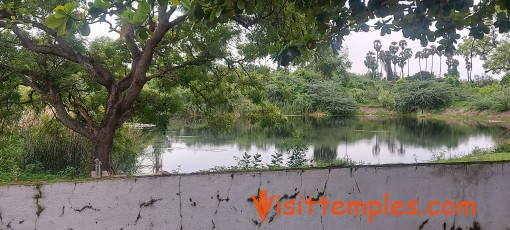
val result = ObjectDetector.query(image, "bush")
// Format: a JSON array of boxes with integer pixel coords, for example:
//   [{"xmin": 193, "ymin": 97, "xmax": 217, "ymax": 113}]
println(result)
[
  {"xmin": 378, "ymin": 90, "xmax": 396, "ymax": 109},
  {"xmin": 473, "ymin": 74, "xmax": 496, "ymax": 87},
  {"xmin": 284, "ymin": 130, "xmax": 309, "ymax": 168},
  {"xmin": 472, "ymin": 97, "xmax": 493, "ymax": 111},
  {"xmin": 444, "ymin": 75, "xmax": 461, "ymax": 87},
  {"xmin": 501, "ymin": 74, "xmax": 510, "ymax": 86},
  {"xmin": 394, "ymin": 81, "xmax": 453, "ymax": 113},
  {"xmin": 0, "ymin": 136, "xmax": 22, "ymax": 175},
  {"xmin": 494, "ymin": 140, "xmax": 510, "ymax": 153},
  {"xmin": 408, "ymin": 71, "xmax": 436, "ymax": 81},
  {"xmin": 309, "ymin": 82, "xmax": 357, "ymax": 116},
  {"xmin": 493, "ymin": 86, "xmax": 510, "ymax": 112},
  {"xmin": 351, "ymin": 88, "xmax": 369, "ymax": 103}
]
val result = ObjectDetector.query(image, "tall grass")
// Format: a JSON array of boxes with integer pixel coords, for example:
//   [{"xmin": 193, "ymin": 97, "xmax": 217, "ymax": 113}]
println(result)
[
  {"xmin": 0, "ymin": 110, "xmax": 146, "ymax": 181},
  {"xmin": 19, "ymin": 111, "xmax": 92, "ymax": 175}
]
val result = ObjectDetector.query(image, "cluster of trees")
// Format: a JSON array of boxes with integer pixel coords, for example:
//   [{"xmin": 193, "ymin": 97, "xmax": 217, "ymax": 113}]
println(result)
[
  {"xmin": 366, "ymin": 31, "xmax": 510, "ymax": 83},
  {"xmin": 365, "ymin": 40, "xmax": 461, "ymax": 80}
]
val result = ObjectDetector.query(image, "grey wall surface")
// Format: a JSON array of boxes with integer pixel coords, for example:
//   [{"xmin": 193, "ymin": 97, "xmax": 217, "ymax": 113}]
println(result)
[{"xmin": 0, "ymin": 162, "xmax": 508, "ymax": 230}]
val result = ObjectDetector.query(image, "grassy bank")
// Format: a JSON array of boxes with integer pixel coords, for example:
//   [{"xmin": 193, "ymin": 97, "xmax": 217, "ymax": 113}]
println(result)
[
  {"xmin": 357, "ymin": 106, "xmax": 510, "ymax": 123},
  {"xmin": 434, "ymin": 139, "xmax": 510, "ymax": 163},
  {"xmin": 435, "ymin": 152, "xmax": 510, "ymax": 163}
]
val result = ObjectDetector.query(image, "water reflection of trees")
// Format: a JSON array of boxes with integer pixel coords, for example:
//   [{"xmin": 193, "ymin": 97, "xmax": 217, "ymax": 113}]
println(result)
[
  {"xmin": 313, "ymin": 145, "xmax": 338, "ymax": 163},
  {"xmin": 161, "ymin": 117, "xmax": 506, "ymax": 158}
]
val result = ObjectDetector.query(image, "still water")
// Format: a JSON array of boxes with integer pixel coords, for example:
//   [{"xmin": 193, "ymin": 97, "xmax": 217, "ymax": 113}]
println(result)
[{"xmin": 137, "ymin": 117, "xmax": 508, "ymax": 174}]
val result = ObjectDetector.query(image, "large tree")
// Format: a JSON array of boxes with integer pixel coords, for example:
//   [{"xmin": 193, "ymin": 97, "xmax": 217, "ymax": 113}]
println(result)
[
  {"xmin": 1, "ymin": 0, "xmax": 509, "ymax": 173},
  {"xmin": 0, "ymin": 1, "xmax": 284, "ymax": 172}
]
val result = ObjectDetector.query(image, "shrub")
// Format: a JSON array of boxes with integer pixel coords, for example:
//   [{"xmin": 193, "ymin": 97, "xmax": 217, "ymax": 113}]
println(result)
[
  {"xmin": 284, "ymin": 130, "xmax": 309, "ymax": 168},
  {"xmin": 0, "ymin": 136, "xmax": 22, "ymax": 175},
  {"xmin": 351, "ymin": 88, "xmax": 369, "ymax": 103},
  {"xmin": 494, "ymin": 140, "xmax": 510, "ymax": 153},
  {"xmin": 501, "ymin": 73, "xmax": 510, "ymax": 86},
  {"xmin": 408, "ymin": 71, "xmax": 436, "ymax": 81},
  {"xmin": 493, "ymin": 86, "xmax": 510, "ymax": 112},
  {"xmin": 444, "ymin": 75, "xmax": 461, "ymax": 87},
  {"xmin": 473, "ymin": 74, "xmax": 496, "ymax": 87},
  {"xmin": 394, "ymin": 81, "xmax": 453, "ymax": 113},
  {"xmin": 309, "ymin": 82, "xmax": 357, "ymax": 116},
  {"xmin": 472, "ymin": 97, "xmax": 493, "ymax": 111},
  {"xmin": 378, "ymin": 90, "xmax": 396, "ymax": 109}
]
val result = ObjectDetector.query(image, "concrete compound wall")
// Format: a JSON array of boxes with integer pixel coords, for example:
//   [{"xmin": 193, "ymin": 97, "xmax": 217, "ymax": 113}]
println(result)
[{"xmin": 0, "ymin": 162, "xmax": 509, "ymax": 230}]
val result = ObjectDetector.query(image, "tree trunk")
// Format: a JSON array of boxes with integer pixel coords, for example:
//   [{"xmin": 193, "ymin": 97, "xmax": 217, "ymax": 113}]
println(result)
[
  {"xmin": 407, "ymin": 58, "xmax": 410, "ymax": 77},
  {"xmin": 431, "ymin": 57, "xmax": 434, "ymax": 75},
  {"xmin": 418, "ymin": 60, "xmax": 422, "ymax": 80},
  {"xmin": 385, "ymin": 61, "xmax": 394, "ymax": 81},
  {"xmin": 439, "ymin": 56, "xmax": 442, "ymax": 77},
  {"xmin": 92, "ymin": 128, "xmax": 116, "ymax": 173}
]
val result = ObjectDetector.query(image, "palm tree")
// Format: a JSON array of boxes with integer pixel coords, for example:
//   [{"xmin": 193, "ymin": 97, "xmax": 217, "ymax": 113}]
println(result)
[
  {"xmin": 379, "ymin": 50, "xmax": 394, "ymax": 81},
  {"xmin": 399, "ymin": 40, "xmax": 408, "ymax": 51},
  {"xmin": 415, "ymin": 51, "xmax": 423, "ymax": 80},
  {"xmin": 389, "ymin": 42, "xmax": 400, "ymax": 76},
  {"xmin": 373, "ymin": 40, "xmax": 382, "ymax": 76},
  {"xmin": 398, "ymin": 54, "xmax": 406, "ymax": 78},
  {"xmin": 403, "ymin": 48, "xmax": 413, "ymax": 77},
  {"xmin": 398, "ymin": 40, "xmax": 408, "ymax": 77},
  {"xmin": 422, "ymin": 48, "xmax": 430, "ymax": 71},
  {"xmin": 364, "ymin": 51, "xmax": 379, "ymax": 79},
  {"xmin": 429, "ymin": 45, "xmax": 437, "ymax": 75},
  {"xmin": 437, "ymin": 50, "xmax": 444, "ymax": 77},
  {"xmin": 446, "ymin": 56, "xmax": 460, "ymax": 76},
  {"xmin": 464, "ymin": 57, "xmax": 472, "ymax": 81}
]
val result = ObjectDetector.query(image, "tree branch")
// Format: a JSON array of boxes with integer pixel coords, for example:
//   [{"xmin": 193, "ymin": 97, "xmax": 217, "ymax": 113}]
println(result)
[
  {"xmin": 11, "ymin": 23, "xmax": 115, "ymax": 88},
  {"xmin": 147, "ymin": 58, "xmax": 211, "ymax": 80}
]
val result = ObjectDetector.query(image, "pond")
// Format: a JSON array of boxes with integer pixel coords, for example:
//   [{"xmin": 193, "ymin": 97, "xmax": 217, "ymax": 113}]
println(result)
[{"xmin": 136, "ymin": 117, "xmax": 509, "ymax": 174}]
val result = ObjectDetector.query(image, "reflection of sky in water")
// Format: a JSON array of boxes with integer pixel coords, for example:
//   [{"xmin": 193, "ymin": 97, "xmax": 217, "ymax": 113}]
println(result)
[
  {"xmin": 134, "ymin": 118, "xmax": 509, "ymax": 174},
  {"xmin": 155, "ymin": 132, "xmax": 497, "ymax": 174}
]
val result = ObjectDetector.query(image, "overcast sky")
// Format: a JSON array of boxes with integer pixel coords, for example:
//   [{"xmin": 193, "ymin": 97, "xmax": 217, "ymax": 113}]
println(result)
[
  {"xmin": 342, "ymin": 29, "xmax": 493, "ymax": 80},
  {"xmin": 90, "ymin": 18, "xmax": 496, "ymax": 81}
]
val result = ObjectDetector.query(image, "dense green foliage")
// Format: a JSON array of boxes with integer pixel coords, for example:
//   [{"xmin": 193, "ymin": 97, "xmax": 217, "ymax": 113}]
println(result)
[{"xmin": 394, "ymin": 81, "xmax": 453, "ymax": 113}]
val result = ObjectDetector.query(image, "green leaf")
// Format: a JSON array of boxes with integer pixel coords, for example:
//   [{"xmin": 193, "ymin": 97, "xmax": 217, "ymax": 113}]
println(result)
[
  {"xmin": 138, "ymin": 28, "xmax": 149, "ymax": 40},
  {"xmin": 64, "ymin": 2, "xmax": 77, "ymax": 14},
  {"xmin": 54, "ymin": 9, "xmax": 67, "ymax": 18},
  {"xmin": 17, "ymin": 8, "xmax": 25, "ymax": 14},
  {"xmin": 133, "ymin": 12, "xmax": 145, "ymax": 24},
  {"xmin": 45, "ymin": 15, "xmax": 66, "ymax": 29},
  {"xmin": 237, "ymin": 0, "xmax": 245, "ymax": 10},
  {"xmin": 181, "ymin": 0, "xmax": 191, "ymax": 9},
  {"xmin": 194, "ymin": 5, "xmax": 204, "ymax": 20},
  {"xmin": 79, "ymin": 23, "xmax": 91, "ymax": 36},
  {"xmin": 138, "ymin": 2, "xmax": 150, "ymax": 13},
  {"xmin": 57, "ymin": 21, "xmax": 67, "ymax": 36},
  {"xmin": 171, "ymin": 0, "xmax": 180, "ymax": 5}
]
